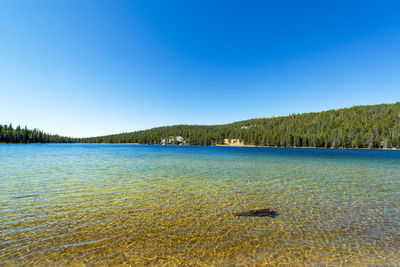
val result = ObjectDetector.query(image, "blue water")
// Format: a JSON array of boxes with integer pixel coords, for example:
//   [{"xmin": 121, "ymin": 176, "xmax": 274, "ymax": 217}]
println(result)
[{"xmin": 1, "ymin": 144, "xmax": 399, "ymax": 265}]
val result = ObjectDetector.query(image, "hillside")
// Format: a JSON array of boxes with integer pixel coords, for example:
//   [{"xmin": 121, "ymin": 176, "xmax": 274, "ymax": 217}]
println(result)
[
  {"xmin": 2, "ymin": 102, "xmax": 400, "ymax": 148},
  {"xmin": 79, "ymin": 102, "xmax": 400, "ymax": 149}
]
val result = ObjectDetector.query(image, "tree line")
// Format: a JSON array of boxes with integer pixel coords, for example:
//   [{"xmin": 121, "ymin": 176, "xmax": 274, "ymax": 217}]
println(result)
[
  {"xmin": 80, "ymin": 102, "xmax": 400, "ymax": 149},
  {"xmin": 0, "ymin": 124, "xmax": 74, "ymax": 143},
  {"xmin": 2, "ymin": 102, "xmax": 400, "ymax": 149}
]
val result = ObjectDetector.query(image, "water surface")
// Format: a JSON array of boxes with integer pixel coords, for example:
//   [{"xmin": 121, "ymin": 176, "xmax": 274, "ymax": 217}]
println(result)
[{"xmin": 1, "ymin": 144, "xmax": 399, "ymax": 265}]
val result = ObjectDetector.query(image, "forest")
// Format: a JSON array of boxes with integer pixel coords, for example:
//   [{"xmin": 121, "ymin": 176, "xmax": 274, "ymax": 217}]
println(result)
[
  {"xmin": 0, "ymin": 124, "xmax": 74, "ymax": 144},
  {"xmin": 2, "ymin": 102, "xmax": 400, "ymax": 149}
]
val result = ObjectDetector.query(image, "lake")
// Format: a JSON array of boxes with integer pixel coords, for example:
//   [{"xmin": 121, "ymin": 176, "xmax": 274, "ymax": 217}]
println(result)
[{"xmin": 1, "ymin": 144, "xmax": 399, "ymax": 265}]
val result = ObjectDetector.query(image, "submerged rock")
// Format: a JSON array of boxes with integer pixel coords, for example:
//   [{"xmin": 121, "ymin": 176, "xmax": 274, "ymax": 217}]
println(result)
[
  {"xmin": 13, "ymin": 194, "xmax": 39, "ymax": 199},
  {"xmin": 234, "ymin": 208, "xmax": 277, "ymax": 218}
]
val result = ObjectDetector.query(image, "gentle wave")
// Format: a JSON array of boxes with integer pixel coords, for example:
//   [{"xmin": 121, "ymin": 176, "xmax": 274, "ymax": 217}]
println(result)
[{"xmin": 0, "ymin": 144, "xmax": 399, "ymax": 265}]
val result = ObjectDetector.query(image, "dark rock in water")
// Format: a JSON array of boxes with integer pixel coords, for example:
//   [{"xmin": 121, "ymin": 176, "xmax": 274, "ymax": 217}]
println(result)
[
  {"xmin": 13, "ymin": 194, "xmax": 39, "ymax": 199},
  {"xmin": 234, "ymin": 208, "xmax": 277, "ymax": 218}
]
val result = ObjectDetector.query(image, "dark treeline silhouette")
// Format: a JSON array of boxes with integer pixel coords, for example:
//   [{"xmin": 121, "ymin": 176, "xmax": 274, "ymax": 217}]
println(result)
[
  {"xmin": 80, "ymin": 102, "xmax": 400, "ymax": 149},
  {"xmin": 2, "ymin": 102, "xmax": 400, "ymax": 148},
  {"xmin": 0, "ymin": 124, "xmax": 74, "ymax": 143}
]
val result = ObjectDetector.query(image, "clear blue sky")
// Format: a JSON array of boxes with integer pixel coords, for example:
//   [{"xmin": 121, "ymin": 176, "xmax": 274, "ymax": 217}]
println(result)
[{"xmin": 1, "ymin": 1, "xmax": 399, "ymax": 137}]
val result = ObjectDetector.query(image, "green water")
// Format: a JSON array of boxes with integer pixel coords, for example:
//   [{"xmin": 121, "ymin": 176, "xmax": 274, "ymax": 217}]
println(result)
[{"xmin": 1, "ymin": 144, "xmax": 399, "ymax": 266}]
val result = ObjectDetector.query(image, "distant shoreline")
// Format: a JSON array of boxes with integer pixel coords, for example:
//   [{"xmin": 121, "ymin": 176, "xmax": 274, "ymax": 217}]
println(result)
[
  {"xmin": 80, "ymin": 143, "xmax": 400, "ymax": 150},
  {"xmin": 1, "ymin": 142, "xmax": 397, "ymax": 150},
  {"xmin": 2, "ymin": 102, "xmax": 400, "ymax": 149}
]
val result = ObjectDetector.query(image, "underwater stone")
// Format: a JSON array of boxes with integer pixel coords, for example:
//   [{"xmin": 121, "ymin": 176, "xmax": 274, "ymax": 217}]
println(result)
[{"xmin": 234, "ymin": 208, "xmax": 277, "ymax": 218}]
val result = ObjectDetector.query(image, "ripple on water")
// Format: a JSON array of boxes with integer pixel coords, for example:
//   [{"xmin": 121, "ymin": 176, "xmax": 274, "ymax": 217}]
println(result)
[{"xmin": 0, "ymin": 145, "xmax": 400, "ymax": 265}]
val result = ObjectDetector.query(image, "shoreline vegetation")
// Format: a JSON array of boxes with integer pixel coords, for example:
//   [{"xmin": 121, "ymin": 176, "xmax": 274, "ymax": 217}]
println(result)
[
  {"xmin": 1, "ymin": 102, "xmax": 400, "ymax": 149},
  {"xmin": 4, "ymin": 142, "xmax": 397, "ymax": 150}
]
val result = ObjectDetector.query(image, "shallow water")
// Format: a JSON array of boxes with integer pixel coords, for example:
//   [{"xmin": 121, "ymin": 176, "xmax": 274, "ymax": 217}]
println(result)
[{"xmin": 1, "ymin": 144, "xmax": 399, "ymax": 266}]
